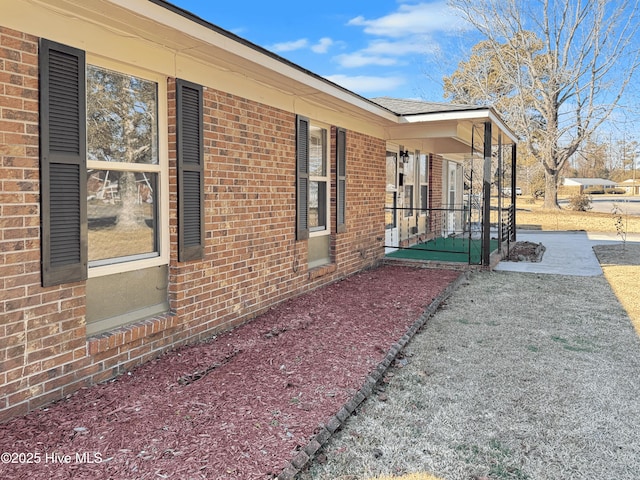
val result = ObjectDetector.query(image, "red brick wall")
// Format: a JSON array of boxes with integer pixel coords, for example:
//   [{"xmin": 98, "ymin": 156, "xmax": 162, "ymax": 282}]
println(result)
[
  {"xmin": 429, "ymin": 154, "xmax": 444, "ymax": 233},
  {"xmin": 0, "ymin": 28, "xmax": 386, "ymax": 422},
  {"xmin": 1, "ymin": 27, "xmax": 91, "ymax": 421},
  {"xmin": 331, "ymin": 127, "xmax": 386, "ymax": 274}
]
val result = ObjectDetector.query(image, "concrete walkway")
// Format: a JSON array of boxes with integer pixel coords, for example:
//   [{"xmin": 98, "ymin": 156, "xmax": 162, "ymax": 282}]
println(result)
[{"xmin": 495, "ymin": 230, "xmax": 640, "ymax": 276}]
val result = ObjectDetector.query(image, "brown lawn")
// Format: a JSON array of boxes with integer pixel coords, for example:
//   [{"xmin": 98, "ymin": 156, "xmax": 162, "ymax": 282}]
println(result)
[{"xmin": 515, "ymin": 197, "xmax": 640, "ymax": 336}]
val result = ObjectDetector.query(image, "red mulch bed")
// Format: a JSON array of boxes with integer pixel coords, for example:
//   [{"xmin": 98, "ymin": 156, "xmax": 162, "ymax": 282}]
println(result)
[{"xmin": 0, "ymin": 265, "xmax": 460, "ymax": 480}]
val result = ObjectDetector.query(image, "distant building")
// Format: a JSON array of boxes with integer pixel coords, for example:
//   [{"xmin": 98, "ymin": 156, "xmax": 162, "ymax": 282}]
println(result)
[
  {"xmin": 620, "ymin": 179, "xmax": 640, "ymax": 195},
  {"xmin": 562, "ymin": 178, "xmax": 617, "ymax": 193}
]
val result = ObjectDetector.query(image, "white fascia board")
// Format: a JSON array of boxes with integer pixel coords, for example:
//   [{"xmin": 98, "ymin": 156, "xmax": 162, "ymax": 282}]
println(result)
[
  {"xmin": 402, "ymin": 109, "xmax": 518, "ymax": 145},
  {"xmin": 488, "ymin": 110, "xmax": 519, "ymax": 144},
  {"xmin": 401, "ymin": 109, "xmax": 490, "ymax": 124}
]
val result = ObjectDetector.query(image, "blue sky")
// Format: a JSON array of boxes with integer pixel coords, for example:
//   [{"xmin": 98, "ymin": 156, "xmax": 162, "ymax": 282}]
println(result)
[{"xmin": 169, "ymin": 0, "xmax": 473, "ymax": 100}]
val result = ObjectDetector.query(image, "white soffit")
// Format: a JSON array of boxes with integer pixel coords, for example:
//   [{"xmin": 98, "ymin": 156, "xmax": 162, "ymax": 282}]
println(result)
[{"xmin": 401, "ymin": 108, "xmax": 518, "ymax": 145}]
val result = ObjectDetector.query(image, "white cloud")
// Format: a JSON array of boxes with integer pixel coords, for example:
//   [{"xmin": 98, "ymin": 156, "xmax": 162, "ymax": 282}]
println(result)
[
  {"xmin": 311, "ymin": 37, "xmax": 334, "ymax": 54},
  {"xmin": 270, "ymin": 38, "xmax": 308, "ymax": 52},
  {"xmin": 331, "ymin": 3, "xmax": 456, "ymax": 71},
  {"xmin": 335, "ymin": 52, "xmax": 398, "ymax": 68},
  {"xmin": 334, "ymin": 36, "xmax": 440, "ymax": 69},
  {"xmin": 270, "ymin": 37, "xmax": 335, "ymax": 54},
  {"xmin": 324, "ymin": 74, "xmax": 406, "ymax": 94},
  {"xmin": 364, "ymin": 38, "xmax": 439, "ymax": 56},
  {"xmin": 348, "ymin": 1, "xmax": 468, "ymax": 38}
]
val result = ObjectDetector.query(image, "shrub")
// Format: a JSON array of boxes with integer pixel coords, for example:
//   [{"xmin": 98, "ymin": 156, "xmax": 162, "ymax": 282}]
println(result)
[
  {"xmin": 533, "ymin": 188, "xmax": 545, "ymax": 199},
  {"xmin": 611, "ymin": 202, "xmax": 627, "ymax": 247},
  {"xmin": 605, "ymin": 187, "xmax": 625, "ymax": 194},
  {"xmin": 568, "ymin": 193, "xmax": 592, "ymax": 211},
  {"xmin": 583, "ymin": 186, "xmax": 605, "ymax": 194}
]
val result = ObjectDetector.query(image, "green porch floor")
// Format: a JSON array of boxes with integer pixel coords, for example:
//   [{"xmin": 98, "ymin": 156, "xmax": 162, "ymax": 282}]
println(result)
[{"xmin": 385, "ymin": 236, "xmax": 498, "ymax": 264}]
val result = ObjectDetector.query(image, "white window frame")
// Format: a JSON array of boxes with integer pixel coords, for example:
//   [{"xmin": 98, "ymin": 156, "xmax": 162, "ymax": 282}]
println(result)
[
  {"xmin": 419, "ymin": 152, "xmax": 429, "ymax": 216},
  {"xmin": 85, "ymin": 56, "xmax": 169, "ymax": 278},
  {"xmin": 309, "ymin": 123, "xmax": 330, "ymax": 238},
  {"xmin": 403, "ymin": 150, "xmax": 415, "ymax": 217}
]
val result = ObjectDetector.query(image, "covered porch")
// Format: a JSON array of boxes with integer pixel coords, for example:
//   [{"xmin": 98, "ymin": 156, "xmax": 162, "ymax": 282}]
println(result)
[
  {"xmin": 373, "ymin": 98, "xmax": 518, "ymax": 266},
  {"xmin": 385, "ymin": 235, "xmax": 499, "ymax": 264}
]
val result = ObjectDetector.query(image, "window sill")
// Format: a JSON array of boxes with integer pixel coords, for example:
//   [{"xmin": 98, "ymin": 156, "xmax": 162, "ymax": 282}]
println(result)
[
  {"xmin": 87, "ymin": 314, "xmax": 176, "ymax": 355},
  {"xmin": 308, "ymin": 263, "xmax": 336, "ymax": 280},
  {"xmin": 309, "ymin": 229, "xmax": 330, "ymax": 238}
]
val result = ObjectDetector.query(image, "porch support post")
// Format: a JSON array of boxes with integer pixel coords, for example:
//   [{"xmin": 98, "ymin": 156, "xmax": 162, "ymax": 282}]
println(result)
[
  {"xmin": 482, "ymin": 121, "xmax": 492, "ymax": 266},
  {"xmin": 511, "ymin": 143, "xmax": 517, "ymax": 241},
  {"xmin": 497, "ymin": 133, "xmax": 503, "ymax": 254}
]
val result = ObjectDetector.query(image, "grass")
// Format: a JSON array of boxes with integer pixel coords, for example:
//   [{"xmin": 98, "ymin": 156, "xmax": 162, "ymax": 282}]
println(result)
[
  {"xmin": 372, "ymin": 475, "xmax": 444, "ymax": 480},
  {"xmin": 300, "ymin": 202, "xmax": 640, "ymax": 480},
  {"xmin": 516, "ymin": 196, "xmax": 640, "ymax": 232},
  {"xmin": 516, "ymin": 196, "xmax": 640, "ymax": 335},
  {"xmin": 300, "ymin": 272, "xmax": 640, "ymax": 480},
  {"xmin": 593, "ymin": 243, "xmax": 640, "ymax": 336},
  {"xmin": 456, "ymin": 439, "xmax": 530, "ymax": 479}
]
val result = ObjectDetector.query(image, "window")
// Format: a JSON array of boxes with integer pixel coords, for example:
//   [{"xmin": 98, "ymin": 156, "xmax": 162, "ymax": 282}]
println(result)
[
  {"xmin": 308, "ymin": 125, "xmax": 330, "ymax": 268},
  {"xmin": 309, "ymin": 125, "xmax": 328, "ymax": 232},
  {"xmin": 86, "ymin": 65, "xmax": 160, "ymax": 267},
  {"xmin": 295, "ymin": 115, "xmax": 332, "ymax": 269},
  {"xmin": 386, "ymin": 152, "xmax": 397, "ymax": 191},
  {"xmin": 40, "ymin": 40, "xmax": 208, "ymax": 335},
  {"xmin": 404, "ymin": 150, "xmax": 414, "ymax": 217},
  {"xmin": 40, "ymin": 39, "xmax": 178, "ymax": 289},
  {"xmin": 419, "ymin": 153, "xmax": 429, "ymax": 214}
]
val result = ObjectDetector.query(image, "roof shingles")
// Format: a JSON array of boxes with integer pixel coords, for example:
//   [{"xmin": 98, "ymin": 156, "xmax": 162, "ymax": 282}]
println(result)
[{"xmin": 369, "ymin": 96, "xmax": 487, "ymax": 115}]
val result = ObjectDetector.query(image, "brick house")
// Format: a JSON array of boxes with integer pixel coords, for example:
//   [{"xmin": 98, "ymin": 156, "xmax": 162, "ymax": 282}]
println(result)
[{"xmin": 0, "ymin": 0, "xmax": 517, "ymax": 421}]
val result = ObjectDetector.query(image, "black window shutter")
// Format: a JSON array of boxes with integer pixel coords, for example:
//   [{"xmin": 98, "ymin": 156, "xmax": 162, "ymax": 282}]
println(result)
[
  {"xmin": 39, "ymin": 39, "xmax": 87, "ymax": 287},
  {"xmin": 336, "ymin": 127, "xmax": 347, "ymax": 233},
  {"xmin": 176, "ymin": 79, "xmax": 205, "ymax": 262},
  {"xmin": 295, "ymin": 115, "xmax": 309, "ymax": 240}
]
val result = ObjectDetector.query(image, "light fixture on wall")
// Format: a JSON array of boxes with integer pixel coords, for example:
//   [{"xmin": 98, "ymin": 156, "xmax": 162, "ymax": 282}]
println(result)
[{"xmin": 400, "ymin": 150, "xmax": 410, "ymax": 163}]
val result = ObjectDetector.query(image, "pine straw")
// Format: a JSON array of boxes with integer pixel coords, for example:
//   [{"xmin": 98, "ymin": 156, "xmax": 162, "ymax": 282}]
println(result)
[{"xmin": 300, "ymin": 271, "xmax": 640, "ymax": 480}]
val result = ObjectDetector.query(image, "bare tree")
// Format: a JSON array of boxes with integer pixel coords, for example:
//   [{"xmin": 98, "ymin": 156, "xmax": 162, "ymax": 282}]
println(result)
[
  {"xmin": 87, "ymin": 66, "xmax": 157, "ymax": 228},
  {"xmin": 571, "ymin": 136, "xmax": 610, "ymax": 178},
  {"xmin": 446, "ymin": 0, "xmax": 640, "ymax": 208}
]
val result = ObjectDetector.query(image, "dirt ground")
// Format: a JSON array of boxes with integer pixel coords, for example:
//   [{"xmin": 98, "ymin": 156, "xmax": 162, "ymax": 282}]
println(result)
[{"xmin": 502, "ymin": 241, "xmax": 544, "ymax": 262}]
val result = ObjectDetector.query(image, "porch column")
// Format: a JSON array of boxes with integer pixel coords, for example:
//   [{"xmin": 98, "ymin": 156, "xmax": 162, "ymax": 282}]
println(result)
[
  {"xmin": 497, "ymin": 133, "xmax": 503, "ymax": 253},
  {"xmin": 482, "ymin": 121, "xmax": 492, "ymax": 266},
  {"xmin": 511, "ymin": 143, "xmax": 517, "ymax": 241}
]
